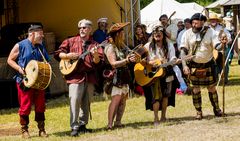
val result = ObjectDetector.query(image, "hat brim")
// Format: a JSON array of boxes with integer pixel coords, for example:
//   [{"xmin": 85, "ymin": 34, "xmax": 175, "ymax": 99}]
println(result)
[
  {"xmin": 208, "ymin": 18, "xmax": 222, "ymax": 22},
  {"xmin": 109, "ymin": 22, "xmax": 130, "ymax": 34}
]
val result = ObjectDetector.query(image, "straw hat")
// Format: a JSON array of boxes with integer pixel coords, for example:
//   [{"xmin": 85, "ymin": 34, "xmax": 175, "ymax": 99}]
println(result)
[
  {"xmin": 109, "ymin": 22, "xmax": 130, "ymax": 33},
  {"xmin": 208, "ymin": 13, "xmax": 222, "ymax": 22}
]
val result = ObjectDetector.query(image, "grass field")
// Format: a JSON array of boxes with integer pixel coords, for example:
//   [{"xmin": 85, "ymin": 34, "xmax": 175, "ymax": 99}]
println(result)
[{"xmin": 0, "ymin": 60, "xmax": 240, "ymax": 141}]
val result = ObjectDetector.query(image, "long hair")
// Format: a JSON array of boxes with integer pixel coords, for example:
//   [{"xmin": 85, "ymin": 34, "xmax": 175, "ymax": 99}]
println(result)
[
  {"xmin": 108, "ymin": 29, "xmax": 125, "ymax": 49},
  {"xmin": 134, "ymin": 24, "xmax": 149, "ymax": 45},
  {"xmin": 149, "ymin": 26, "xmax": 168, "ymax": 58}
]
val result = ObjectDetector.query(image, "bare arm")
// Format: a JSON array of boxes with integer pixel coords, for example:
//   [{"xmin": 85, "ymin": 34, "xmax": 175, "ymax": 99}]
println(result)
[
  {"xmin": 105, "ymin": 46, "xmax": 129, "ymax": 69},
  {"xmin": 59, "ymin": 52, "xmax": 79, "ymax": 60},
  {"xmin": 7, "ymin": 44, "xmax": 24, "ymax": 74}
]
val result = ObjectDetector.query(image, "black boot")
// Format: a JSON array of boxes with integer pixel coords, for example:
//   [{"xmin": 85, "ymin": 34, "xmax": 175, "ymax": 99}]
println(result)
[
  {"xmin": 78, "ymin": 125, "xmax": 93, "ymax": 133},
  {"xmin": 70, "ymin": 129, "xmax": 79, "ymax": 136},
  {"xmin": 192, "ymin": 92, "xmax": 202, "ymax": 120},
  {"xmin": 20, "ymin": 115, "xmax": 30, "ymax": 139},
  {"xmin": 209, "ymin": 92, "xmax": 222, "ymax": 117}
]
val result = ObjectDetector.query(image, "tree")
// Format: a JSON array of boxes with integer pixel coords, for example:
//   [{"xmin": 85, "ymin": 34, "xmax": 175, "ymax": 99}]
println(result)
[
  {"xmin": 140, "ymin": 0, "xmax": 153, "ymax": 9},
  {"xmin": 176, "ymin": 0, "xmax": 217, "ymax": 6}
]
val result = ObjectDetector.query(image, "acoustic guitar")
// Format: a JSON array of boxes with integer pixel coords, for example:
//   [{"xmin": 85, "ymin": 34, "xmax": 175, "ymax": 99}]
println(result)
[
  {"xmin": 134, "ymin": 55, "xmax": 194, "ymax": 86},
  {"xmin": 59, "ymin": 41, "xmax": 107, "ymax": 76}
]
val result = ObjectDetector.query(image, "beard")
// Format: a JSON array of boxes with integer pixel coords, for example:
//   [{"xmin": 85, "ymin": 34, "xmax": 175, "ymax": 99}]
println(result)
[
  {"xmin": 34, "ymin": 37, "xmax": 43, "ymax": 44},
  {"xmin": 192, "ymin": 26, "xmax": 203, "ymax": 33},
  {"xmin": 80, "ymin": 32, "xmax": 87, "ymax": 38}
]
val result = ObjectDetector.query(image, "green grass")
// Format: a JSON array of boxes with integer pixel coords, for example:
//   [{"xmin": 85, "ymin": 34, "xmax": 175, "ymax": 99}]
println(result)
[{"xmin": 0, "ymin": 59, "xmax": 240, "ymax": 141}]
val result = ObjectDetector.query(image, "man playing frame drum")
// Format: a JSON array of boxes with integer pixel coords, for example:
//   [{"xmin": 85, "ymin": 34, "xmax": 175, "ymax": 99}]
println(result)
[{"xmin": 7, "ymin": 25, "xmax": 50, "ymax": 138}]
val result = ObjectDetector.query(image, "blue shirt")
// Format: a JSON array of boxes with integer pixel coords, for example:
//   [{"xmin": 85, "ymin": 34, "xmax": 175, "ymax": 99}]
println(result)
[
  {"xmin": 93, "ymin": 29, "xmax": 108, "ymax": 43},
  {"xmin": 15, "ymin": 39, "xmax": 49, "ymax": 83}
]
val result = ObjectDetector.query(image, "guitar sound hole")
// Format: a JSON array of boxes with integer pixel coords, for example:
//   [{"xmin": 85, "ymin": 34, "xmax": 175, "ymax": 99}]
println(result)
[
  {"xmin": 151, "ymin": 67, "xmax": 157, "ymax": 72},
  {"xmin": 148, "ymin": 72, "xmax": 154, "ymax": 78}
]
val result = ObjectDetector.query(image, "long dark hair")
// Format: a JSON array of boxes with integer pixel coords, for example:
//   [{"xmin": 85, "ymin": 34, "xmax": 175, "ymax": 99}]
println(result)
[
  {"xmin": 149, "ymin": 26, "xmax": 168, "ymax": 59},
  {"xmin": 134, "ymin": 24, "xmax": 149, "ymax": 45}
]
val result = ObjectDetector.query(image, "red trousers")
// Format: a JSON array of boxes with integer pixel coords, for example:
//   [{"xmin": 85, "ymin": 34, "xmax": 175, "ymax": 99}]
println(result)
[{"xmin": 16, "ymin": 83, "xmax": 46, "ymax": 116}]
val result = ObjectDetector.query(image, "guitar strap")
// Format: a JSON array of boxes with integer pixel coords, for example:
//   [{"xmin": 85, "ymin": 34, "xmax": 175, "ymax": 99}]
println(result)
[{"xmin": 82, "ymin": 40, "xmax": 91, "ymax": 55}]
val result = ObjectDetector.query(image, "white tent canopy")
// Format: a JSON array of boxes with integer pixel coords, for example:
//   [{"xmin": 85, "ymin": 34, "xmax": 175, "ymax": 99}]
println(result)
[
  {"xmin": 141, "ymin": 0, "xmax": 200, "ymax": 32},
  {"xmin": 182, "ymin": 2, "xmax": 204, "ymax": 12},
  {"xmin": 206, "ymin": 0, "xmax": 230, "ymax": 8}
]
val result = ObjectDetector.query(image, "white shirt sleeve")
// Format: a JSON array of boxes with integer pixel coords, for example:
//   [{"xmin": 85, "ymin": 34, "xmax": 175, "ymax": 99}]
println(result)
[
  {"xmin": 210, "ymin": 28, "xmax": 220, "ymax": 48},
  {"xmin": 177, "ymin": 29, "xmax": 185, "ymax": 50},
  {"xmin": 168, "ymin": 43, "xmax": 176, "ymax": 61},
  {"xmin": 179, "ymin": 30, "xmax": 189, "ymax": 51},
  {"xmin": 167, "ymin": 24, "xmax": 178, "ymax": 42}
]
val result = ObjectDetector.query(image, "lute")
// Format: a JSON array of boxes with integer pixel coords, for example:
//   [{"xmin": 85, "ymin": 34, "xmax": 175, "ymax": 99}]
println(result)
[{"xmin": 59, "ymin": 40, "xmax": 107, "ymax": 75}]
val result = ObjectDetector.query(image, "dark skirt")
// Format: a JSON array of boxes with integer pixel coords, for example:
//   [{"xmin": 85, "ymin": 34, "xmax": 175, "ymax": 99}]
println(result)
[{"xmin": 143, "ymin": 70, "xmax": 178, "ymax": 111}]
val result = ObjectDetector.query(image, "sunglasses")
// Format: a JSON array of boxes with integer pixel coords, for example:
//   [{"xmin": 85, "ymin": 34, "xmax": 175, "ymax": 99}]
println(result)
[{"xmin": 79, "ymin": 26, "xmax": 88, "ymax": 30}]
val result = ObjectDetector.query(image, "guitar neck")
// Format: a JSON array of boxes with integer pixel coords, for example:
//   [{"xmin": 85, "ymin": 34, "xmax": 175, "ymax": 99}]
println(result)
[
  {"xmin": 76, "ymin": 40, "xmax": 108, "ymax": 60},
  {"xmin": 156, "ymin": 55, "xmax": 194, "ymax": 69},
  {"xmin": 158, "ymin": 61, "xmax": 173, "ymax": 68},
  {"xmin": 78, "ymin": 50, "xmax": 90, "ymax": 60}
]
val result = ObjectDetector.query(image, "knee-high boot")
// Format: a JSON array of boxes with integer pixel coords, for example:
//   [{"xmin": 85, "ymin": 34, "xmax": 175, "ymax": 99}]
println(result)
[
  {"xmin": 35, "ymin": 112, "xmax": 48, "ymax": 137},
  {"xmin": 209, "ymin": 91, "xmax": 222, "ymax": 117},
  {"xmin": 20, "ymin": 115, "xmax": 30, "ymax": 138},
  {"xmin": 192, "ymin": 92, "xmax": 202, "ymax": 119}
]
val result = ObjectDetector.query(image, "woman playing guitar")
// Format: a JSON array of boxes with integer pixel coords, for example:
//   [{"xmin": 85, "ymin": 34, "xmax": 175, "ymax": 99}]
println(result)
[{"xmin": 141, "ymin": 26, "xmax": 178, "ymax": 126}]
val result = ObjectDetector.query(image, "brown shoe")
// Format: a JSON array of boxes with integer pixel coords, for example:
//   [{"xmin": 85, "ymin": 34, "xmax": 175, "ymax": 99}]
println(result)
[
  {"xmin": 39, "ymin": 130, "xmax": 48, "ymax": 137},
  {"xmin": 195, "ymin": 111, "xmax": 203, "ymax": 120},
  {"xmin": 22, "ymin": 131, "xmax": 30, "ymax": 139}
]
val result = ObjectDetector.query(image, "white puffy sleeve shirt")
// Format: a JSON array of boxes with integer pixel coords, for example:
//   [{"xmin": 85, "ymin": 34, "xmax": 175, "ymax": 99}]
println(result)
[
  {"xmin": 180, "ymin": 28, "xmax": 218, "ymax": 63},
  {"xmin": 144, "ymin": 42, "xmax": 176, "ymax": 63}
]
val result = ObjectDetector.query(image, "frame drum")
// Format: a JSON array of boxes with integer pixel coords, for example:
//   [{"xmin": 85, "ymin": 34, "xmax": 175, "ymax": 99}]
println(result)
[{"xmin": 24, "ymin": 60, "xmax": 52, "ymax": 90}]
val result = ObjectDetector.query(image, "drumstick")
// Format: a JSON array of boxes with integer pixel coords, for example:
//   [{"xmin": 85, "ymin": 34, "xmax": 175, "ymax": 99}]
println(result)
[{"xmin": 52, "ymin": 70, "xmax": 56, "ymax": 78}]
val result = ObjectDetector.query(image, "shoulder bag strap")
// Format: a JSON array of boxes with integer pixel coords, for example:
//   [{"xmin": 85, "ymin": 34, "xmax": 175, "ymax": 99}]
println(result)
[{"xmin": 192, "ymin": 26, "xmax": 209, "ymax": 55}]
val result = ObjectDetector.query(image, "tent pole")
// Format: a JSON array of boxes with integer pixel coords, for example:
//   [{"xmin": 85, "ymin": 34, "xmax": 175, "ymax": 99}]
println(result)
[
  {"xmin": 124, "ymin": 0, "xmax": 129, "ymax": 46},
  {"xmin": 130, "ymin": 0, "xmax": 134, "ymax": 47}
]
